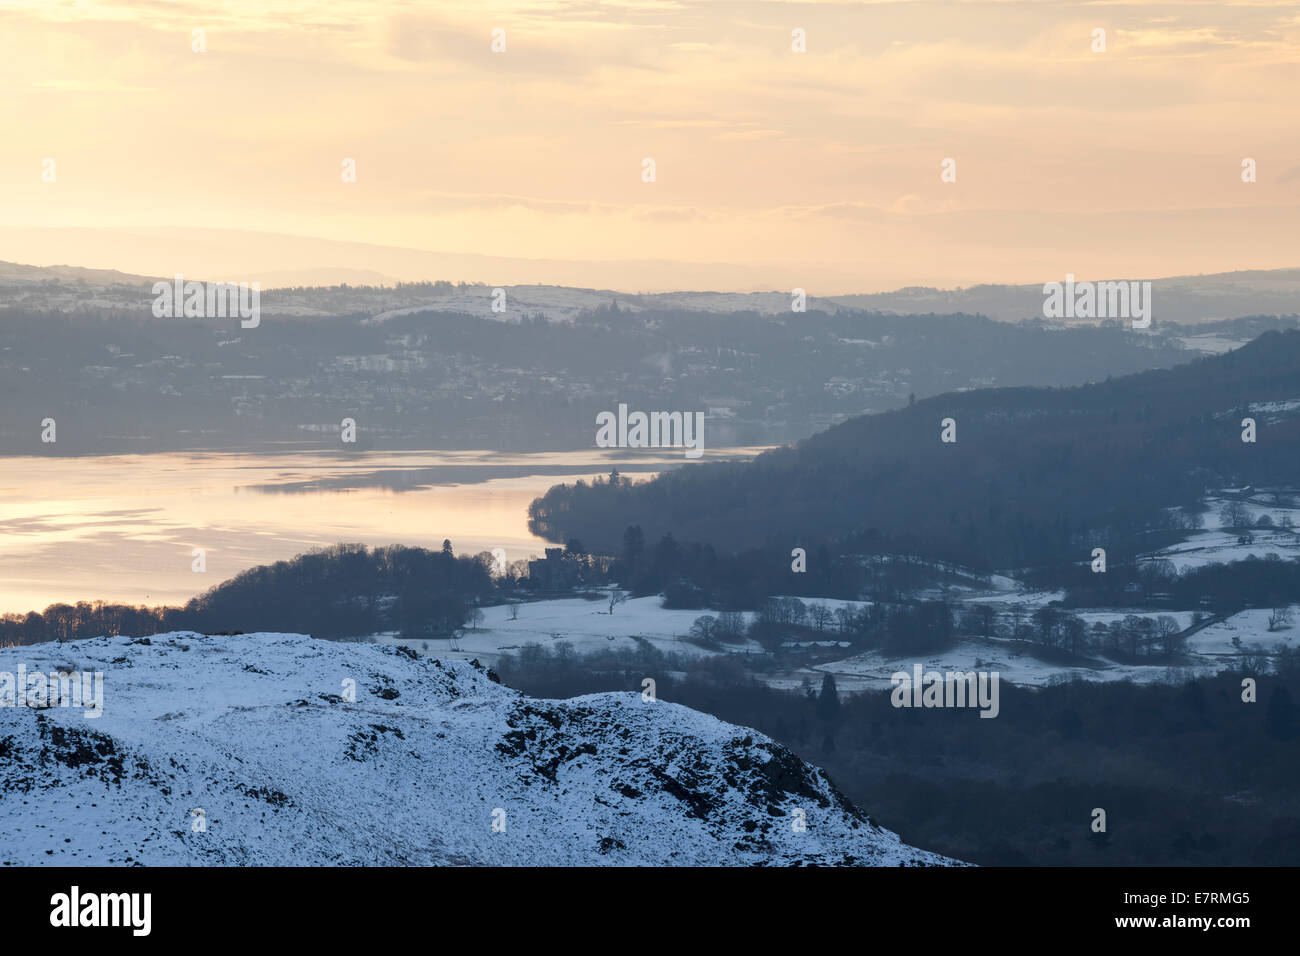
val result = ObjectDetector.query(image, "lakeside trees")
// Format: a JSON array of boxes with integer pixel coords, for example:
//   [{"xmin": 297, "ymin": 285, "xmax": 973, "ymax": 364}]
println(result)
[{"xmin": 0, "ymin": 543, "xmax": 494, "ymax": 646}]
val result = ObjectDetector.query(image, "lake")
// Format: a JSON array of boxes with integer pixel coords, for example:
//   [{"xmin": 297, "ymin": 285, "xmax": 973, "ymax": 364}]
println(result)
[{"xmin": 0, "ymin": 447, "xmax": 765, "ymax": 614}]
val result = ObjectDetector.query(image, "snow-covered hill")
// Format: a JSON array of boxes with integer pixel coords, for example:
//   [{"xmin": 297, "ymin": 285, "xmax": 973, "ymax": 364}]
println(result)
[
  {"xmin": 0, "ymin": 632, "xmax": 955, "ymax": 866},
  {"xmin": 0, "ymin": 260, "xmax": 847, "ymax": 322}
]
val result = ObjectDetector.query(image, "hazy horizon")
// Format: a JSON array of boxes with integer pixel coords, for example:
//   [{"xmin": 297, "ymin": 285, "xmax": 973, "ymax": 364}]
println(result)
[
  {"xmin": 3, "ymin": 228, "xmax": 1300, "ymax": 297},
  {"xmin": 4, "ymin": 1, "xmax": 1298, "ymax": 292}
]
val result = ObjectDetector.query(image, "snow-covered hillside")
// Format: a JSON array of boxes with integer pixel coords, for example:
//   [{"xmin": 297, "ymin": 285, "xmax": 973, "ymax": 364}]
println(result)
[
  {"xmin": 0, "ymin": 632, "xmax": 955, "ymax": 866},
  {"xmin": 0, "ymin": 261, "xmax": 847, "ymax": 322},
  {"xmin": 1144, "ymin": 492, "xmax": 1300, "ymax": 571}
]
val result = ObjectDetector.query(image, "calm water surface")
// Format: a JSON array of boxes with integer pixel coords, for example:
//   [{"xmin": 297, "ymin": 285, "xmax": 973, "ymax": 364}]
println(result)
[{"xmin": 0, "ymin": 447, "xmax": 765, "ymax": 613}]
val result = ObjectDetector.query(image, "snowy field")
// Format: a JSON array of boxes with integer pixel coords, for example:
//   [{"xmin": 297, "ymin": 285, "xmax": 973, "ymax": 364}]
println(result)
[
  {"xmin": 1148, "ymin": 530, "xmax": 1300, "ymax": 571},
  {"xmin": 367, "ymin": 592, "xmax": 1297, "ymax": 695},
  {"xmin": 1144, "ymin": 493, "xmax": 1300, "ymax": 571},
  {"xmin": 810, "ymin": 640, "xmax": 1204, "ymax": 691},
  {"xmin": 1186, "ymin": 608, "xmax": 1300, "ymax": 657},
  {"xmin": 375, "ymin": 596, "xmax": 760, "ymax": 664},
  {"xmin": 964, "ymin": 589, "xmax": 1065, "ymax": 607},
  {"xmin": 814, "ymin": 605, "xmax": 1298, "ymax": 690}
]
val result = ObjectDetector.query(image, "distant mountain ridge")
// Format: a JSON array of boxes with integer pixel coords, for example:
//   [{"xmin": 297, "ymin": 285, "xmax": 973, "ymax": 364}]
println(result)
[
  {"xmin": 831, "ymin": 269, "xmax": 1300, "ymax": 325},
  {"xmin": 2, "ymin": 258, "xmax": 1296, "ymax": 324},
  {"xmin": 0, "ymin": 258, "xmax": 848, "ymax": 321}
]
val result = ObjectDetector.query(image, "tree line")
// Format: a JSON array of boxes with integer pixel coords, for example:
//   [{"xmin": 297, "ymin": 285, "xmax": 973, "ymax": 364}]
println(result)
[{"xmin": 0, "ymin": 542, "xmax": 502, "ymax": 646}]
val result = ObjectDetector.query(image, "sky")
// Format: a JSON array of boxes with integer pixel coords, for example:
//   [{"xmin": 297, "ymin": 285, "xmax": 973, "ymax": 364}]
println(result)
[{"xmin": 1, "ymin": 0, "xmax": 1298, "ymax": 292}]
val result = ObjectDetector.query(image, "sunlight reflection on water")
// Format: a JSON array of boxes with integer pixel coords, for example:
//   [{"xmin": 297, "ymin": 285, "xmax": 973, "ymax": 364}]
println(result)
[{"xmin": 0, "ymin": 447, "xmax": 764, "ymax": 613}]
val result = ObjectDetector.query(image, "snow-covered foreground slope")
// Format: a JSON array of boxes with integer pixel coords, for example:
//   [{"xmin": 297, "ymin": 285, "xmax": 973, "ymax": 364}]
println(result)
[{"xmin": 0, "ymin": 632, "xmax": 956, "ymax": 866}]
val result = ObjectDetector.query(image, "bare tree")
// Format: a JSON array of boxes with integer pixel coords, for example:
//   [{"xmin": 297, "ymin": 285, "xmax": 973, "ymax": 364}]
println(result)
[
  {"xmin": 1269, "ymin": 606, "xmax": 1294, "ymax": 632},
  {"xmin": 1239, "ymin": 643, "xmax": 1272, "ymax": 676},
  {"xmin": 1156, "ymin": 615, "xmax": 1183, "ymax": 656},
  {"xmin": 786, "ymin": 597, "xmax": 808, "ymax": 627},
  {"xmin": 690, "ymin": 615, "xmax": 717, "ymax": 641},
  {"xmin": 716, "ymin": 610, "xmax": 745, "ymax": 642},
  {"xmin": 1219, "ymin": 500, "xmax": 1252, "ymax": 529},
  {"xmin": 1063, "ymin": 614, "xmax": 1088, "ymax": 657}
]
